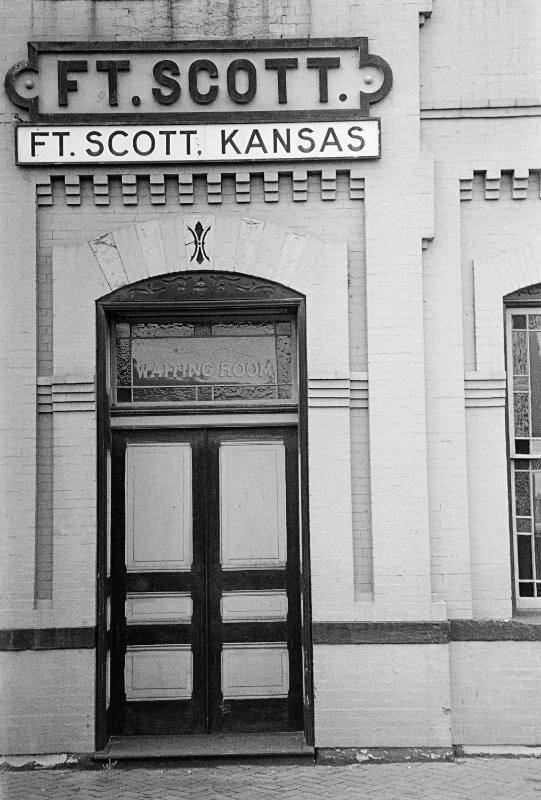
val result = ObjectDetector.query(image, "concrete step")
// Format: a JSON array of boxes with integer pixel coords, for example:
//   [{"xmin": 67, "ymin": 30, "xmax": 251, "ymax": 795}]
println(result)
[{"xmin": 94, "ymin": 731, "xmax": 314, "ymax": 762}]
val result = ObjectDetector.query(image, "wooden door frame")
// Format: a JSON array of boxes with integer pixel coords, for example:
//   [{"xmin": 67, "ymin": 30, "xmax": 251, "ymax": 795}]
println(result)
[{"xmin": 94, "ymin": 271, "xmax": 314, "ymax": 750}]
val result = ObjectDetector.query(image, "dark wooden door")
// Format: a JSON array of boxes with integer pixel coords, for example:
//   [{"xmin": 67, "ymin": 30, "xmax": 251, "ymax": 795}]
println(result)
[{"xmin": 110, "ymin": 427, "xmax": 302, "ymax": 736}]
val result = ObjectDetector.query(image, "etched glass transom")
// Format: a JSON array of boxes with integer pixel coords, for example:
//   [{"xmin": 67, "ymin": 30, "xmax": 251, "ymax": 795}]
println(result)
[{"xmin": 113, "ymin": 317, "xmax": 296, "ymax": 405}]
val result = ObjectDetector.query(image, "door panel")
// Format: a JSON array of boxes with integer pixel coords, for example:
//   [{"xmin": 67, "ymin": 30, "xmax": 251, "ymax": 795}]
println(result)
[
  {"xmin": 125, "ymin": 593, "xmax": 193, "ymax": 625},
  {"xmin": 221, "ymin": 643, "xmax": 289, "ymax": 697},
  {"xmin": 125, "ymin": 645, "xmax": 193, "ymax": 700},
  {"xmin": 125, "ymin": 442, "xmax": 193, "ymax": 571},
  {"xmin": 219, "ymin": 441, "xmax": 287, "ymax": 569},
  {"xmin": 221, "ymin": 591, "xmax": 288, "ymax": 621},
  {"xmin": 110, "ymin": 426, "xmax": 302, "ymax": 737}
]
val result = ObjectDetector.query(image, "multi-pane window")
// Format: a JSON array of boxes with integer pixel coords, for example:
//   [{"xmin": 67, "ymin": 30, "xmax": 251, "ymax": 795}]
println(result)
[
  {"xmin": 507, "ymin": 310, "xmax": 541, "ymax": 604},
  {"xmin": 112, "ymin": 315, "xmax": 297, "ymax": 406}
]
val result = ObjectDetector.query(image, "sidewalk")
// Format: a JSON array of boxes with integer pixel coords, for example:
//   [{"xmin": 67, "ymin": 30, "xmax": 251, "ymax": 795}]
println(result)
[{"xmin": 2, "ymin": 758, "xmax": 541, "ymax": 800}]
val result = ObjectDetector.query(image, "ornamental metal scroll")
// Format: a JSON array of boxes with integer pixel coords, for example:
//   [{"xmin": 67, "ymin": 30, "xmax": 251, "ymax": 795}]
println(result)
[{"xmin": 100, "ymin": 271, "xmax": 304, "ymax": 304}]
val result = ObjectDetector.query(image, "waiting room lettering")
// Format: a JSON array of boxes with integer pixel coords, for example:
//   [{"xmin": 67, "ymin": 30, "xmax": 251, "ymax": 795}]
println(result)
[{"xmin": 134, "ymin": 360, "xmax": 275, "ymax": 382}]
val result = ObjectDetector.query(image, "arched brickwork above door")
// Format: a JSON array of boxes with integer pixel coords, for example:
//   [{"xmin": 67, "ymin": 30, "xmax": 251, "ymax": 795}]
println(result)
[{"xmin": 88, "ymin": 212, "xmax": 322, "ymax": 299}]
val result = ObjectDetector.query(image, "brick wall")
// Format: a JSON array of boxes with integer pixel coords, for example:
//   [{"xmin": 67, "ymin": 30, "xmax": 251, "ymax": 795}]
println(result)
[
  {"xmin": 421, "ymin": 0, "xmax": 541, "ymax": 109},
  {"xmin": 450, "ymin": 642, "xmax": 541, "ymax": 745},
  {"xmin": 0, "ymin": 650, "xmax": 94, "ymax": 754},
  {"xmin": 313, "ymin": 643, "xmax": 452, "ymax": 748}
]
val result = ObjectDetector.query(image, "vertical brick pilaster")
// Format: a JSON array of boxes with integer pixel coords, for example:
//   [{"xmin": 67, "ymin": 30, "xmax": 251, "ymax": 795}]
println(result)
[{"xmin": 364, "ymin": 167, "xmax": 434, "ymax": 614}]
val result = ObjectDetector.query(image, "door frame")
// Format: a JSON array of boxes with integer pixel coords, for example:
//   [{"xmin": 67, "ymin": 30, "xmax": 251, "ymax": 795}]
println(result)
[
  {"xmin": 94, "ymin": 271, "xmax": 313, "ymax": 750},
  {"xmin": 109, "ymin": 425, "xmax": 302, "ymax": 737}
]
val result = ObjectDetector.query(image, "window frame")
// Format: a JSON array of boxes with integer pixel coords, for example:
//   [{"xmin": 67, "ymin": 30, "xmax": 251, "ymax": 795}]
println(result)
[
  {"xmin": 109, "ymin": 308, "xmax": 299, "ymax": 411},
  {"xmin": 506, "ymin": 306, "xmax": 541, "ymax": 608}
]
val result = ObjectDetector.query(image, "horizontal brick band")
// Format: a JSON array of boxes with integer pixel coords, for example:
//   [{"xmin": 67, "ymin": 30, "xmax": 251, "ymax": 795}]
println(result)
[
  {"xmin": 0, "ymin": 627, "xmax": 96, "ymax": 651},
  {"xmin": 312, "ymin": 622, "xmax": 449, "ymax": 644},
  {"xmin": 312, "ymin": 619, "xmax": 541, "ymax": 644},
  {"xmin": 3, "ymin": 620, "xmax": 541, "ymax": 650},
  {"xmin": 450, "ymin": 619, "xmax": 541, "ymax": 642}
]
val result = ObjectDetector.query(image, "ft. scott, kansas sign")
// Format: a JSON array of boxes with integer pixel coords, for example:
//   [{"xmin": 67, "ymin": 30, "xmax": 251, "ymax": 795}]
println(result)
[{"xmin": 5, "ymin": 39, "xmax": 392, "ymax": 165}]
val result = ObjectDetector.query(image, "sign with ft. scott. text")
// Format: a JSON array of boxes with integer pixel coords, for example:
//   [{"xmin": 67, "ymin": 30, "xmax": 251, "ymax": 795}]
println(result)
[{"xmin": 5, "ymin": 38, "xmax": 393, "ymax": 165}]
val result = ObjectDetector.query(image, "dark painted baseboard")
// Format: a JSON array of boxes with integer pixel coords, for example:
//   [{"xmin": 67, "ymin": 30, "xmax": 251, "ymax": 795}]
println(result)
[
  {"xmin": 3, "ymin": 619, "xmax": 541, "ymax": 651},
  {"xmin": 0, "ymin": 627, "xmax": 95, "ymax": 651},
  {"xmin": 450, "ymin": 619, "xmax": 541, "ymax": 641},
  {"xmin": 312, "ymin": 619, "xmax": 541, "ymax": 645},
  {"xmin": 312, "ymin": 622, "xmax": 449, "ymax": 645}
]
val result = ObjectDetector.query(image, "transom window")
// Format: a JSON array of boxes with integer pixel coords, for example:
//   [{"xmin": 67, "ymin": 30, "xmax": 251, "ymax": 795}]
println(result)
[{"xmin": 111, "ymin": 313, "xmax": 297, "ymax": 407}]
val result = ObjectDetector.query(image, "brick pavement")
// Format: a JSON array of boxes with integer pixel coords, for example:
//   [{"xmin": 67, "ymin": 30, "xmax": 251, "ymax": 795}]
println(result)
[{"xmin": 2, "ymin": 759, "xmax": 541, "ymax": 800}]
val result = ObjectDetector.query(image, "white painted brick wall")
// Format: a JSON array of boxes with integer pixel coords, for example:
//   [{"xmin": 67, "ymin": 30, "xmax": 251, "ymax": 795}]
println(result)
[
  {"xmin": 465, "ymin": 407, "xmax": 513, "ymax": 618},
  {"xmin": 422, "ymin": 166, "xmax": 473, "ymax": 618},
  {"xmin": 0, "ymin": 650, "xmax": 94, "ymax": 754},
  {"xmin": 350, "ymin": 407, "xmax": 372, "ymax": 598},
  {"xmin": 450, "ymin": 641, "xmax": 541, "ymax": 745},
  {"xmin": 421, "ymin": 0, "xmax": 541, "ymax": 109},
  {"xmin": 314, "ymin": 644, "xmax": 452, "ymax": 747}
]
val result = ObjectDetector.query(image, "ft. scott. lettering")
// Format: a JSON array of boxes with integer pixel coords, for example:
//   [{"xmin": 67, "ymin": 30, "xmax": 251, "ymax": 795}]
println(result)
[{"xmin": 19, "ymin": 119, "xmax": 379, "ymax": 164}]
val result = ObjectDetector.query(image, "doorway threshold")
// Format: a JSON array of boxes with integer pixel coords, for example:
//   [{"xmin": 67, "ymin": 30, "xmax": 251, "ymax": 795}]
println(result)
[{"xmin": 94, "ymin": 732, "xmax": 314, "ymax": 762}]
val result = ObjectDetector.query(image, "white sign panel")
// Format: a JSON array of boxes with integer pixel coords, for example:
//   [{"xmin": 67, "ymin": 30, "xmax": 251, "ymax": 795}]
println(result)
[{"xmin": 16, "ymin": 120, "xmax": 380, "ymax": 165}]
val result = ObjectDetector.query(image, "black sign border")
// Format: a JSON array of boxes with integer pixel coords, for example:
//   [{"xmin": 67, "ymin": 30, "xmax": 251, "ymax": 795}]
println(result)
[{"xmin": 6, "ymin": 37, "xmax": 393, "ymax": 123}]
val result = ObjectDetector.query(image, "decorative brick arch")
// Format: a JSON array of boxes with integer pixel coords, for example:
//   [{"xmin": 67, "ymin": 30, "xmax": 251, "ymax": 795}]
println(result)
[
  {"xmin": 79, "ymin": 210, "xmax": 349, "ymax": 380},
  {"xmin": 89, "ymin": 212, "xmax": 317, "ymax": 298},
  {"xmin": 473, "ymin": 243, "xmax": 538, "ymax": 372}
]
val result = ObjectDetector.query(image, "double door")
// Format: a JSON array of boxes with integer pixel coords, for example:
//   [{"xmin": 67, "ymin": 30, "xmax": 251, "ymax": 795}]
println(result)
[{"xmin": 109, "ymin": 426, "xmax": 303, "ymax": 735}]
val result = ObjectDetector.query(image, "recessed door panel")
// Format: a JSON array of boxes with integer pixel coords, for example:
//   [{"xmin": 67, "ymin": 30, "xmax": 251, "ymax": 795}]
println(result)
[
  {"xmin": 125, "ymin": 443, "xmax": 192, "ymax": 571},
  {"xmin": 221, "ymin": 591, "xmax": 288, "ymax": 622},
  {"xmin": 221, "ymin": 643, "xmax": 289, "ymax": 698},
  {"xmin": 125, "ymin": 593, "xmax": 193, "ymax": 625},
  {"xmin": 219, "ymin": 441, "xmax": 287, "ymax": 569},
  {"xmin": 125, "ymin": 645, "xmax": 193, "ymax": 700}
]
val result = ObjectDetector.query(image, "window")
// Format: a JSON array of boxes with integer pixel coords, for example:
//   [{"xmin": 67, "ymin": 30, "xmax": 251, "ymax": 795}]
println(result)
[
  {"xmin": 112, "ymin": 313, "xmax": 297, "ymax": 407},
  {"xmin": 507, "ymin": 308, "xmax": 541, "ymax": 605}
]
